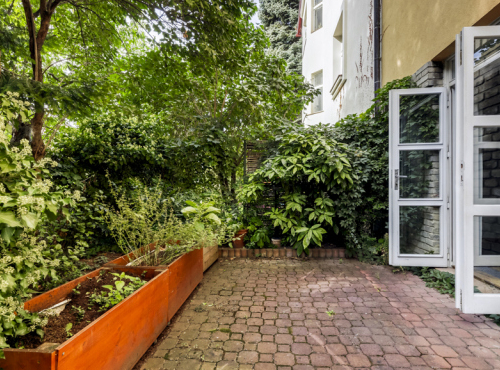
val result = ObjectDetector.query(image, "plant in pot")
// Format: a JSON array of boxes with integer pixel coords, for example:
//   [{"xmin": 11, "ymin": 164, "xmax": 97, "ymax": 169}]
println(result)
[
  {"xmin": 245, "ymin": 217, "xmax": 272, "ymax": 250},
  {"xmin": 220, "ymin": 206, "xmax": 246, "ymax": 249}
]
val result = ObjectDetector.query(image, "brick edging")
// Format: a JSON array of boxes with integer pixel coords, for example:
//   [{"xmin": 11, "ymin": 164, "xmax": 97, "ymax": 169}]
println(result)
[{"xmin": 218, "ymin": 248, "xmax": 346, "ymax": 259}]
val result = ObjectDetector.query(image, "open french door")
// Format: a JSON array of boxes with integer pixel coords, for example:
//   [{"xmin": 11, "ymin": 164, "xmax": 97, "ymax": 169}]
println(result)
[
  {"xmin": 389, "ymin": 88, "xmax": 449, "ymax": 267},
  {"xmin": 458, "ymin": 26, "xmax": 500, "ymax": 314}
]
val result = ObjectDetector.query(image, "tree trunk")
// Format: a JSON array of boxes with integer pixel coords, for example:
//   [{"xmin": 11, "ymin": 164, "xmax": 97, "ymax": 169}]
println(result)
[{"xmin": 16, "ymin": 0, "xmax": 53, "ymax": 160}]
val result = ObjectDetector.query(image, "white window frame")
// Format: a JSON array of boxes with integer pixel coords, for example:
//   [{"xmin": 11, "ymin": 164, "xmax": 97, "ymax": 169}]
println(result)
[
  {"xmin": 312, "ymin": 0, "xmax": 323, "ymax": 32},
  {"xmin": 389, "ymin": 87, "xmax": 449, "ymax": 268},
  {"xmin": 311, "ymin": 70, "xmax": 324, "ymax": 114},
  {"xmin": 331, "ymin": 5, "xmax": 346, "ymax": 99},
  {"xmin": 459, "ymin": 26, "xmax": 500, "ymax": 314}
]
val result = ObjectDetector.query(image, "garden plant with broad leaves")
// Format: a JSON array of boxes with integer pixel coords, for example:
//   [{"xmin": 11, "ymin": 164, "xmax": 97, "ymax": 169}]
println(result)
[
  {"xmin": 0, "ymin": 92, "xmax": 83, "ymax": 357},
  {"xmin": 238, "ymin": 123, "xmax": 356, "ymax": 256}
]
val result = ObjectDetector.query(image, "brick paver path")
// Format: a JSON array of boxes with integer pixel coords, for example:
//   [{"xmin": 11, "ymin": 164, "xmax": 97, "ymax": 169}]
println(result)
[{"xmin": 141, "ymin": 258, "xmax": 500, "ymax": 370}]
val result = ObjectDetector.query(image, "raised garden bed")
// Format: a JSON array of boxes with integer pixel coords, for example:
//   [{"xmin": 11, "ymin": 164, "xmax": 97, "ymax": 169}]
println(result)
[{"xmin": 0, "ymin": 248, "xmax": 203, "ymax": 370}]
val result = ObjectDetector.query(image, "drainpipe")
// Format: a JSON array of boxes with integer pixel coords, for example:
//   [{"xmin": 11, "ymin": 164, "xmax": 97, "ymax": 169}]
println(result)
[{"xmin": 374, "ymin": 0, "xmax": 381, "ymax": 97}]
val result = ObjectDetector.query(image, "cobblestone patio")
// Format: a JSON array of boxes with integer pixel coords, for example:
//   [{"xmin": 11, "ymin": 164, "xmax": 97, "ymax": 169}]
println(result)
[{"xmin": 141, "ymin": 258, "xmax": 500, "ymax": 370}]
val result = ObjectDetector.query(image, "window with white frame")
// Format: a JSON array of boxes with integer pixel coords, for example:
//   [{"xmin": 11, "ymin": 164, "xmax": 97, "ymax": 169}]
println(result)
[
  {"xmin": 331, "ymin": 9, "xmax": 345, "ymax": 99},
  {"xmin": 312, "ymin": 0, "xmax": 322, "ymax": 32},
  {"xmin": 312, "ymin": 70, "xmax": 323, "ymax": 113}
]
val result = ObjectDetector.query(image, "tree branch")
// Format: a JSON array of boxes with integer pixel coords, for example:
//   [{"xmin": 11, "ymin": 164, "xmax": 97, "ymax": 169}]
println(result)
[{"xmin": 21, "ymin": 0, "xmax": 39, "ymax": 81}]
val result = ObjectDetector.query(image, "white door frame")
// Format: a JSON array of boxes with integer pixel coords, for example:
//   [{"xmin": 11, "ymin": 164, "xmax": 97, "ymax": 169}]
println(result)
[
  {"xmin": 459, "ymin": 26, "xmax": 500, "ymax": 314},
  {"xmin": 389, "ymin": 88, "xmax": 449, "ymax": 267}
]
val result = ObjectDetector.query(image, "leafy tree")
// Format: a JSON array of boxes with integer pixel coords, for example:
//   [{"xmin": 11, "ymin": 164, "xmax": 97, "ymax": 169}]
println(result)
[
  {"xmin": 259, "ymin": 0, "xmax": 301, "ymax": 74},
  {"xmin": 119, "ymin": 17, "xmax": 316, "ymax": 200},
  {"xmin": 0, "ymin": 0, "xmax": 259, "ymax": 160}
]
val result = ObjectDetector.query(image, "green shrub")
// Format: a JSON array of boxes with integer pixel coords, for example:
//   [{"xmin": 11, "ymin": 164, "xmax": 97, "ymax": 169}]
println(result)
[
  {"xmin": 104, "ymin": 179, "xmax": 225, "ymax": 266},
  {"xmin": 238, "ymin": 123, "xmax": 355, "ymax": 256},
  {"xmin": 0, "ymin": 92, "xmax": 84, "ymax": 357}
]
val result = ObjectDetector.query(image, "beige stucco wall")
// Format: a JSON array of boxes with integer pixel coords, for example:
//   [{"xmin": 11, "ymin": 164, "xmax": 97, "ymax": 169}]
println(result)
[{"xmin": 382, "ymin": 0, "xmax": 500, "ymax": 85}]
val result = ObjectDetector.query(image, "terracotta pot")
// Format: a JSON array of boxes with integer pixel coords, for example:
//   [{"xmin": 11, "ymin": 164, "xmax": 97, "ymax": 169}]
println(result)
[
  {"xmin": 1, "ymin": 250, "xmax": 203, "ymax": 370},
  {"xmin": 233, "ymin": 229, "xmax": 248, "ymax": 249},
  {"xmin": 319, "ymin": 249, "xmax": 326, "ymax": 258},
  {"xmin": 241, "ymin": 249, "xmax": 248, "ymax": 258},
  {"xmin": 279, "ymin": 249, "xmax": 286, "ymax": 257},
  {"xmin": 271, "ymin": 238, "xmax": 282, "ymax": 248},
  {"xmin": 273, "ymin": 249, "xmax": 279, "ymax": 258}
]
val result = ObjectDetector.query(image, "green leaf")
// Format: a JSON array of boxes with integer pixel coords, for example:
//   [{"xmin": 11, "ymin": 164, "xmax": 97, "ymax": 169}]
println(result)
[
  {"xmin": 115, "ymin": 280, "xmax": 125, "ymax": 291},
  {"xmin": 181, "ymin": 206, "xmax": 197, "ymax": 215},
  {"xmin": 204, "ymin": 213, "xmax": 221, "ymax": 225},
  {"xmin": 21, "ymin": 213, "xmax": 39, "ymax": 229},
  {"xmin": 46, "ymin": 203, "xmax": 59, "ymax": 216},
  {"xmin": 1, "ymin": 226, "xmax": 15, "ymax": 244},
  {"xmin": 0, "ymin": 211, "xmax": 22, "ymax": 228}
]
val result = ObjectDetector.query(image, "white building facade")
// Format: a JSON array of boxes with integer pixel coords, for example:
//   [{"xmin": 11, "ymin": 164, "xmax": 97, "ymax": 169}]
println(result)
[{"xmin": 298, "ymin": 0, "xmax": 376, "ymax": 125}]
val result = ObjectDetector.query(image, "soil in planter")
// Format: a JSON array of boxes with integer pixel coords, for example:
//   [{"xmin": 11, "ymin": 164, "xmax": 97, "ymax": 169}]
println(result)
[{"xmin": 16, "ymin": 270, "xmax": 149, "ymax": 350}]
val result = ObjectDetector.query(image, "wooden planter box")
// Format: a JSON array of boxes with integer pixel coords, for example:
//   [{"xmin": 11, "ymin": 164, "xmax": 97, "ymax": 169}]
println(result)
[
  {"xmin": 203, "ymin": 243, "xmax": 218, "ymax": 272},
  {"xmin": 0, "ymin": 248, "xmax": 203, "ymax": 370}
]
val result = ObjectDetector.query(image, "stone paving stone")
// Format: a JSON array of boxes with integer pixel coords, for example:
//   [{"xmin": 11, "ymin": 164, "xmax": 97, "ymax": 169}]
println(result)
[{"xmin": 141, "ymin": 259, "xmax": 500, "ymax": 369}]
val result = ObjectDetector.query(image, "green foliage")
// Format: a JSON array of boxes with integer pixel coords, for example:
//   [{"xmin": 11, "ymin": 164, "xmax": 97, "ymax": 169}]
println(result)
[
  {"xmin": 88, "ymin": 272, "xmax": 146, "ymax": 312},
  {"xmin": 238, "ymin": 123, "xmax": 355, "ymax": 255},
  {"xmin": 403, "ymin": 267, "xmax": 455, "ymax": 297},
  {"xmin": 0, "ymin": 93, "xmax": 84, "ymax": 358},
  {"xmin": 181, "ymin": 201, "xmax": 222, "ymax": 230},
  {"xmin": 123, "ymin": 21, "xmax": 316, "ymax": 198},
  {"xmin": 259, "ymin": 0, "xmax": 301, "ymax": 74},
  {"xmin": 104, "ymin": 179, "xmax": 222, "ymax": 266},
  {"xmin": 357, "ymin": 234, "xmax": 389, "ymax": 265},
  {"xmin": 245, "ymin": 217, "xmax": 272, "ymax": 249},
  {"xmin": 329, "ymin": 77, "xmax": 415, "ymax": 261},
  {"xmin": 72, "ymin": 306, "xmax": 85, "ymax": 323},
  {"xmin": 65, "ymin": 323, "xmax": 73, "ymax": 338}
]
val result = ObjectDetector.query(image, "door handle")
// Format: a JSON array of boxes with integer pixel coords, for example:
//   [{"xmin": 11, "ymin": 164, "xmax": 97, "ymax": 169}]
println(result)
[{"xmin": 395, "ymin": 170, "xmax": 407, "ymax": 190}]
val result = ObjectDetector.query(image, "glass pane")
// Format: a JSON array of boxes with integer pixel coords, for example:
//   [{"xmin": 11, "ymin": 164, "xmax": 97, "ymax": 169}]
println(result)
[
  {"xmin": 314, "ymin": 0, "xmax": 323, "ymax": 5},
  {"xmin": 314, "ymin": 6, "xmax": 322, "ymax": 31},
  {"xmin": 312, "ymin": 87, "xmax": 323, "ymax": 113},
  {"xmin": 399, "ymin": 94, "xmax": 440, "ymax": 143},
  {"xmin": 474, "ymin": 128, "xmax": 500, "ymax": 202},
  {"xmin": 312, "ymin": 71, "xmax": 323, "ymax": 87},
  {"xmin": 399, "ymin": 150, "xmax": 440, "ymax": 198},
  {"xmin": 474, "ymin": 217, "xmax": 500, "ymax": 294},
  {"xmin": 474, "ymin": 38, "xmax": 500, "ymax": 116},
  {"xmin": 400, "ymin": 206, "xmax": 440, "ymax": 255}
]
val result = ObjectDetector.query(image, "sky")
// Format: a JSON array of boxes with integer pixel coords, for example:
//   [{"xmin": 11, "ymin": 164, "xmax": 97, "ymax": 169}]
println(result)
[{"xmin": 251, "ymin": 0, "xmax": 260, "ymax": 25}]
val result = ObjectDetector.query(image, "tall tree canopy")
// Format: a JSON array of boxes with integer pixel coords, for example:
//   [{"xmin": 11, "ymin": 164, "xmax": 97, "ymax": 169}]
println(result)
[
  {"xmin": 0, "ymin": 0, "xmax": 257, "ymax": 160},
  {"xmin": 102, "ymin": 16, "xmax": 316, "ymax": 198},
  {"xmin": 258, "ymin": 0, "xmax": 301, "ymax": 74}
]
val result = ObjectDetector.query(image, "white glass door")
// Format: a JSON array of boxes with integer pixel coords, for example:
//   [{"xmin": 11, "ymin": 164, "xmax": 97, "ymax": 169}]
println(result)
[
  {"xmin": 459, "ymin": 26, "xmax": 500, "ymax": 314},
  {"xmin": 389, "ymin": 88, "xmax": 449, "ymax": 267}
]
